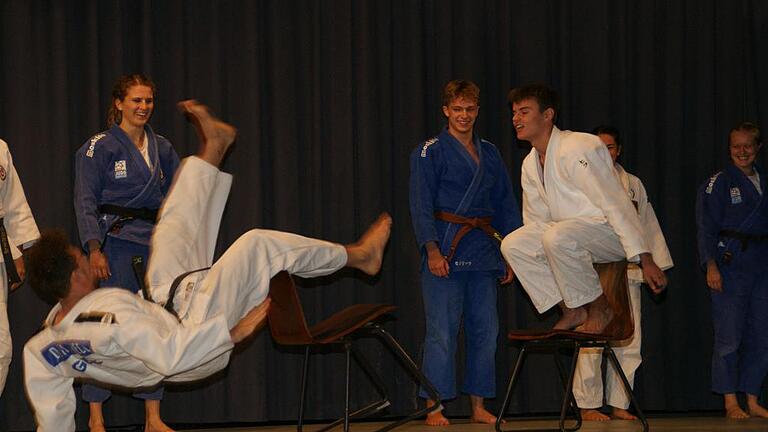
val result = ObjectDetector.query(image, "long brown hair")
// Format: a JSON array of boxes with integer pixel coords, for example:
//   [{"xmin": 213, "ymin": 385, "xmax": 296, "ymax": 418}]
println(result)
[{"xmin": 106, "ymin": 74, "xmax": 156, "ymax": 127}]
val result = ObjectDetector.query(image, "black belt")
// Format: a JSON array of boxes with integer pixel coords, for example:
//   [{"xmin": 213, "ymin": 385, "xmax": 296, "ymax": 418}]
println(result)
[
  {"xmin": 719, "ymin": 229, "xmax": 768, "ymax": 252},
  {"xmin": 0, "ymin": 218, "xmax": 20, "ymax": 285},
  {"xmin": 99, "ymin": 204, "xmax": 158, "ymax": 223},
  {"xmin": 98, "ymin": 205, "xmax": 160, "ymax": 249},
  {"xmin": 164, "ymin": 267, "xmax": 210, "ymax": 319}
]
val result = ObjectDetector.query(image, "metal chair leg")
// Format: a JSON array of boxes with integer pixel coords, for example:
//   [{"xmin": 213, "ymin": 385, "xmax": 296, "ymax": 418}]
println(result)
[
  {"xmin": 496, "ymin": 345, "xmax": 528, "ymax": 432},
  {"xmin": 558, "ymin": 345, "xmax": 581, "ymax": 432},
  {"xmin": 344, "ymin": 342, "xmax": 351, "ymax": 432},
  {"xmin": 297, "ymin": 346, "xmax": 310, "ymax": 432},
  {"xmin": 604, "ymin": 345, "xmax": 649, "ymax": 432},
  {"xmin": 368, "ymin": 325, "xmax": 441, "ymax": 432},
  {"xmin": 350, "ymin": 344, "xmax": 390, "ymax": 405},
  {"xmin": 314, "ymin": 343, "xmax": 394, "ymax": 432},
  {"xmin": 554, "ymin": 347, "xmax": 582, "ymax": 431}
]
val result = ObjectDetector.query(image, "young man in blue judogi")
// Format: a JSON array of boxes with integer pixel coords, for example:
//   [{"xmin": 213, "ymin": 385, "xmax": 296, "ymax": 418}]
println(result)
[{"xmin": 409, "ymin": 80, "xmax": 521, "ymax": 426}]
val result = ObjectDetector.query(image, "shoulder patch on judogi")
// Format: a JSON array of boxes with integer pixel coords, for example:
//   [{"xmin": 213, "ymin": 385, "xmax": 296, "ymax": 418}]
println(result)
[
  {"xmin": 420, "ymin": 137, "xmax": 439, "ymax": 157},
  {"xmin": 705, "ymin": 171, "xmax": 722, "ymax": 194},
  {"xmin": 75, "ymin": 312, "xmax": 117, "ymax": 324},
  {"xmin": 86, "ymin": 134, "xmax": 106, "ymax": 158}
]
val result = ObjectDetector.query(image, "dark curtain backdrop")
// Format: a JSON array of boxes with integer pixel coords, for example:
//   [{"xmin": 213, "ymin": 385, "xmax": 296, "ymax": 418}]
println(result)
[{"xmin": 1, "ymin": 0, "xmax": 767, "ymax": 430}]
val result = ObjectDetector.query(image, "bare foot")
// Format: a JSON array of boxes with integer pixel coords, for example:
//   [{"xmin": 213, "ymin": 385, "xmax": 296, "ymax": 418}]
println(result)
[
  {"xmin": 145, "ymin": 419, "xmax": 175, "ymax": 432},
  {"xmin": 726, "ymin": 405, "xmax": 750, "ymax": 419},
  {"xmin": 470, "ymin": 406, "xmax": 500, "ymax": 424},
  {"xmin": 724, "ymin": 393, "xmax": 750, "ymax": 419},
  {"xmin": 425, "ymin": 400, "xmax": 450, "ymax": 426},
  {"xmin": 88, "ymin": 421, "xmax": 106, "ymax": 432},
  {"xmin": 345, "ymin": 213, "xmax": 392, "ymax": 275},
  {"xmin": 611, "ymin": 407, "xmax": 638, "ymax": 420},
  {"xmin": 144, "ymin": 399, "xmax": 174, "ymax": 432},
  {"xmin": 178, "ymin": 100, "xmax": 237, "ymax": 166},
  {"xmin": 577, "ymin": 295, "xmax": 614, "ymax": 334},
  {"xmin": 747, "ymin": 395, "xmax": 768, "ymax": 418},
  {"xmin": 553, "ymin": 305, "xmax": 587, "ymax": 330},
  {"xmin": 581, "ymin": 408, "xmax": 610, "ymax": 421}
]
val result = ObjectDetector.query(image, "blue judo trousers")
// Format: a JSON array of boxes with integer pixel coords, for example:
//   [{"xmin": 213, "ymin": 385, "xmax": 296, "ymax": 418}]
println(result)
[
  {"xmin": 409, "ymin": 130, "xmax": 521, "ymax": 400},
  {"xmin": 74, "ymin": 124, "xmax": 179, "ymax": 403},
  {"xmin": 697, "ymin": 163, "xmax": 768, "ymax": 395}
]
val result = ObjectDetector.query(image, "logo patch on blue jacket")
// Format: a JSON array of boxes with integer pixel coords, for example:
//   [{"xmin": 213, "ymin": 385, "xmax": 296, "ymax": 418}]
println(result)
[
  {"xmin": 114, "ymin": 160, "xmax": 127, "ymax": 179},
  {"xmin": 41, "ymin": 340, "xmax": 93, "ymax": 367},
  {"xmin": 730, "ymin": 187, "xmax": 742, "ymax": 204}
]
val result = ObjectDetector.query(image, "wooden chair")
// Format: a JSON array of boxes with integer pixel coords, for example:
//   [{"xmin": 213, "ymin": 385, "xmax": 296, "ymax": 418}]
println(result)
[
  {"xmin": 495, "ymin": 261, "xmax": 648, "ymax": 432},
  {"xmin": 267, "ymin": 271, "xmax": 440, "ymax": 432}
]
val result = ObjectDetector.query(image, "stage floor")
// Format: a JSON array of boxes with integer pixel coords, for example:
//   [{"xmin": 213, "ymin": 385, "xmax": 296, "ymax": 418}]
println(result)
[{"xmin": 181, "ymin": 416, "xmax": 768, "ymax": 431}]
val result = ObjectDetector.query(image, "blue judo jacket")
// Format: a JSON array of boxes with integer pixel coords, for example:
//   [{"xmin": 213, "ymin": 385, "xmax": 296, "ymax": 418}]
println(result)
[
  {"xmin": 409, "ymin": 129, "xmax": 522, "ymax": 274},
  {"xmin": 696, "ymin": 163, "xmax": 768, "ymax": 267},
  {"xmin": 74, "ymin": 124, "xmax": 180, "ymax": 250}
]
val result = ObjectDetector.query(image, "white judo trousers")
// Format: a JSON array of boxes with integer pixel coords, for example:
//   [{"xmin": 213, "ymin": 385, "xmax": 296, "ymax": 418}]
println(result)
[
  {"xmin": 572, "ymin": 278, "xmax": 642, "ymax": 409},
  {"xmin": 570, "ymin": 164, "xmax": 673, "ymax": 410},
  {"xmin": 147, "ymin": 156, "xmax": 348, "ymax": 328},
  {"xmin": 500, "ymin": 219, "xmax": 627, "ymax": 313}
]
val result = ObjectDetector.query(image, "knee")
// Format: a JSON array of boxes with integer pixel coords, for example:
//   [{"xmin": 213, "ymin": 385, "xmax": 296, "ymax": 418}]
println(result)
[
  {"xmin": 501, "ymin": 232, "xmax": 524, "ymax": 263},
  {"xmin": 713, "ymin": 337, "xmax": 740, "ymax": 358},
  {"xmin": 424, "ymin": 321, "xmax": 455, "ymax": 352},
  {"xmin": 232, "ymin": 229, "xmax": 274, "ymax": 254},
  {"xmin": 467, "ymin": 319, "xmax": 498, "ymax": 343},
  {"xmin": 541, "ymin": 225, "xmax": 576, "ymax": 256}
]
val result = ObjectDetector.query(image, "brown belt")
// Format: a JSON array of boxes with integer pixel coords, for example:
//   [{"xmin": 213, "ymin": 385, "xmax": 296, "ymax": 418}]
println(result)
[{"xmin": 434, "ymin": 211, "xmax": 503, "ymax": 261}]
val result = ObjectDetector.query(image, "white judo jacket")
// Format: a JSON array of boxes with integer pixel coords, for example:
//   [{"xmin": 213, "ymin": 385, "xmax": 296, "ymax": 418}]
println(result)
[
  {"xmin": 23, "ymin": 289, "xmax": 234, "ymax": 432},
  {"xmin": 0, "ymin": 139, "xmax": 39, "ymax": 261},
  {"xmin": 520, "ymin": 127, "xmax": 649, "ymax": 261}
]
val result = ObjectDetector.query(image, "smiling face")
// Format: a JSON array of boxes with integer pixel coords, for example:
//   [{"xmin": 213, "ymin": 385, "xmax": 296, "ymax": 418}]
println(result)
[
  {"xmin": 442, "ymin": 96, "xmax": 479, "ymax": 137},
  {"xmin": 729, "ymin": 130, "xmax": 761, "ymax": 175},
  {"xmin": 511, "ymin": 97, "xmax": 554, "ymax": 144},
  {"xmin": 116, "ymin": 84, "xmax": 154, "ymax": 130}
]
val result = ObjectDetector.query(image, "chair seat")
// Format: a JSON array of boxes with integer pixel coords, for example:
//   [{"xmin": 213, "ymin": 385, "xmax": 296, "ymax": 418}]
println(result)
[
  {"xmin": 310, "ymin": 304, "xmax": 396, "ymax": 343},
  {"xmin": 507, "ymin": 319, "xmax": 632, "ymax": 342},
  {"xmin": 507, "ymin": 328, "xmax": 627, "ymax": 342}
]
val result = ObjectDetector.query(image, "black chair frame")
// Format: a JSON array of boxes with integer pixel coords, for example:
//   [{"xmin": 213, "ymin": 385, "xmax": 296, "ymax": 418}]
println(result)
[{"xmin": 495, "ymin": 338, "xmax": 649, "ymax": 432}]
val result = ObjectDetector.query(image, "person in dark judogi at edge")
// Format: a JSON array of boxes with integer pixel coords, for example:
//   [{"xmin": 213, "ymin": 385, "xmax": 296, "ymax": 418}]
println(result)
[
  {"xmin": 696, "ymin": 122, "xmax": 768, "ymax": 419},
  {"xmin": 409, "ymin": 80, "xmax": 522, "ymax": 426},
  {"xmin": 74, "ymin": 74, "xmax": 180, "ymax": 432}
]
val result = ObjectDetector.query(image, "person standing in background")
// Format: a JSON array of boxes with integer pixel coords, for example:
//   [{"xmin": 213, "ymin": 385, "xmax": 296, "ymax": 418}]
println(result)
[
  {"xmin": 0, "ymin": 138, "xmax": 39, "ymax": 397},
  {"xmin": 696, "ymin": 122, "xmax": 768, "ymax": 419},
  {"xmin": 409, "ymin": 80, "xmax": 521, "ymax": 426},
  {"xmin": 74, "ymin": 74, "xmax": 180, "ymax": 432}
]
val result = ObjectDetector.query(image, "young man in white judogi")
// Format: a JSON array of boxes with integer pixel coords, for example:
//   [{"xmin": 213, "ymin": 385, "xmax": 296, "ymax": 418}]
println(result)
[
  {"xmin": 23, "ymin": 102, "xmax": 392, "ymax": 432},
  {"xmin": 0, "ymin": 138, "xmax": 39, "ymax": 396},
  {"xmin": 500, "ymin": 84, "xmax": 668, "ymax": 333},
  {"xmin": 571, "ymin": 126, "xmax": 674, "ymax": 420}
]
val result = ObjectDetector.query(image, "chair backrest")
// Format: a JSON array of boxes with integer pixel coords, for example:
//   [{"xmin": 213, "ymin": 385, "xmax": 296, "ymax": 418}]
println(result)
[
  {"xmin": 267, "ymin": 271, "xmax": 315, "ymax": 345},
  {"xmin": 594, "ymin": 261, "xmax": 633, "ymax": 340}
]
